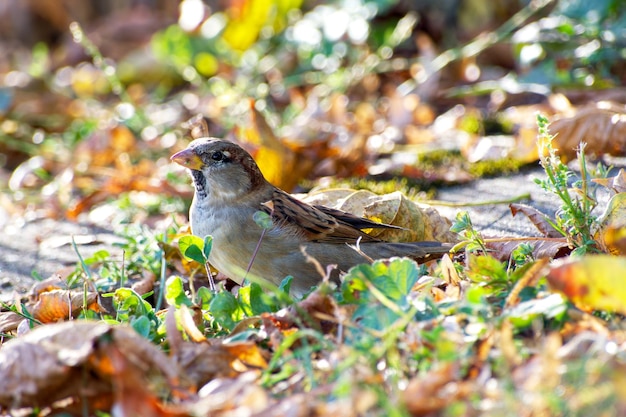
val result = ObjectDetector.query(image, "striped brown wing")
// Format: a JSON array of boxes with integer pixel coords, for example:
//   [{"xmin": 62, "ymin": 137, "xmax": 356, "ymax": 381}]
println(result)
[{"xmin": 264, "ymin": 190, "xmax": 382, "ymax": 243}]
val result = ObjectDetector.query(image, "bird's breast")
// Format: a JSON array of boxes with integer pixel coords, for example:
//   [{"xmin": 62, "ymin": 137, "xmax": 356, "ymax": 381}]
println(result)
[{"xmin": 189, "ymin": 198, "xmax": 265, "ymax": 282}]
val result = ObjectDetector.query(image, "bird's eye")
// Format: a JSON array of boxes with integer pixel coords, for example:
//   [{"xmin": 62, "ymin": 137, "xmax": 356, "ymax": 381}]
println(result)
[{"xmin": 211, "ymin": 151, "xmax": 225, "ymax": 161}]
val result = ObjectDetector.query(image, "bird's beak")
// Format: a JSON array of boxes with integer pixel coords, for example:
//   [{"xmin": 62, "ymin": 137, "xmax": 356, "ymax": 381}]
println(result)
[{"xmin": 171, "ymin": 148, "xmax": 204, "ymax": 170}]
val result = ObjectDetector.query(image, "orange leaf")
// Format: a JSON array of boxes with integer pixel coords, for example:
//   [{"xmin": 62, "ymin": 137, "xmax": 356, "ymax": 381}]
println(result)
[
  {"xmin": 222, "ymin": 342, "xmax": 268, "ymax": 369},
  {"xmin": 31, "ymin": 290, "xmax": 102, "ymax": 323}
]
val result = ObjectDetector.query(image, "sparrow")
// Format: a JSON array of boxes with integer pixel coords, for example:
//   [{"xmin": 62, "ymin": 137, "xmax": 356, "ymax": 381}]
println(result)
[{"xmin": 171, "ymin": 138, "xmax": 451, "ymax": 295}]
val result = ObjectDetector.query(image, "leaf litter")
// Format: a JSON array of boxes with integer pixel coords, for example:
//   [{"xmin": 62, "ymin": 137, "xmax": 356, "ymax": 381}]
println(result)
[
  {"xmin": 3, "ymin": 123, "xmax": 626, "ymax": 415},
  {"xmin": 2, "ymin": 3, "xmax": 626, "ymax": 416}
]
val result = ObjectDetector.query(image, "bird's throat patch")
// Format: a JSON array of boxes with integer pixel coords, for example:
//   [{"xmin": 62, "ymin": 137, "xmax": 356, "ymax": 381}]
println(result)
[{"xmin": 191, "ymin": 170, "xmax": 207, "ymax": 198}]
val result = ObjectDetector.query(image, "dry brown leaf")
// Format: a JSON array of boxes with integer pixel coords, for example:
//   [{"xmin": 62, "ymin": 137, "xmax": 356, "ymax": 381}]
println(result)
[
  {"xmin": 192, "ymin": 372, "xmax": 270, "ymax": 416},
  {"xmin": 430, "ymin": 286, "xmax": 446, "ymax": 302},
  {"xmin": 0, "ymin": 321, "xmax": 187, "ymax": 413},
  {"xmin": 74, "ymin": 124, "xmax": 137, "ymax": 168},
  {"xmin": 500, "ymin": 95, "xmax": 568, "ymax": 163},
  {"xmin": 107, "ymin": 342, "xmax": 191, "ymax": 417},
  {"xmin": 593, "ymin": 168, "xmax": 626, "ymax": 194},
  {"xmin": 550, "ymin": 101, "xmax": 626, "ymax": 161},
  {"xmin": 510, "ymin": 203, "xmax": 562, "ymax": 238},
  {"xmin": 166, "ymin": 305, "xmax": 184, "ymax": 357},
  {"xmin": 439, "ymin": 253, "xmax": 461, "ymax": 286},
  {"xmin": 131, "ymin": 269, "xmax": 156, "ymax": 296},
  {"xmin": 595, "ymin": 192, "xmax": 626, "ymax": 255},
  {"xmin": 183, "ymin": 114, "xmax": 210, "ymax": 139},
  {"xmin": 66, "ymin": 157, "xmax": 170, "ymax": 218},
  {"xmin": 178, "ymin": 304, "xmax": 206, "ymax": 342},
  {"xmin": 0, "ymin": 311, "xmax": 25, "ymax": 334},
  {"xmin": 489, "ymin": 96, "xmax": 626, "ymax": 164},
  {"xmin": 172, "ymin": 341, "xmax": 257, "ymax": 388},
  {"xmin": 485, "ymin": 238, "xmax": 571, "ymax": 261},
  {"xmin": 165, "ymin": 304, "xmax": 267, "ymax": 389},
  {"xmin": 511, "ymin": 333, "xmax": 562, "ymax": 400},
  {"xmin": 263, "ymin": 288, "xmax": 340, "ymax": 337},
  {"xmin": 29, "ymin": 274, "xmax": 66, "ymax": 297},
  {"xmin": 402, "ymin": 362, "xmax": 471, "ymax": 416},
  {"xmin": 504, "ymin": 258, "xmax": 550, "ymax": 308}
]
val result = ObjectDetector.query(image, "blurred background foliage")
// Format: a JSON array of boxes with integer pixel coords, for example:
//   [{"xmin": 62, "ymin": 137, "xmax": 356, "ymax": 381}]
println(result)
[{"xmin": 0, "ymin": 0, "xmax": 625, "ymax": 222}]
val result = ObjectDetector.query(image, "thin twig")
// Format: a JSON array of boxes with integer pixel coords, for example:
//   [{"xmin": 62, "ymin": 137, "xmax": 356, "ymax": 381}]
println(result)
[
  {"xmin": 425, "ymin": 192, "xmax": 531, "ymax": 207},
  {"xmin": 205, "ymin": 262, "xmax": 216, "ymax": 291},
  {"xmin": 155, "ymin": 249, "xmax": 166, "ymax": 311},
  {"xmin": 246, "ymin": 228, "xmax": 267, "ymax": 279}
]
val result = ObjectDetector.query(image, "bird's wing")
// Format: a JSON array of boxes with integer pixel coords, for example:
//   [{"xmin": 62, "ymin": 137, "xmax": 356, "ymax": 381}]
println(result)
[
  {"xmin": 263, "ymin": 190, "xmax": 397, "ymax": 243},
  {"xmin": 314, "ymin": 205, "xmax": 405, "ymax": 231}
]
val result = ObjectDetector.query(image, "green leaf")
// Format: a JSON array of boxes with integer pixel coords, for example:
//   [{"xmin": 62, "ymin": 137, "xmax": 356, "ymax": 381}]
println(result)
[
  {"xmin": 253, "ymin": 210, "xmax": 273, "ymax": 229},
  {"xmin": 84, "ymin": 249, "xmax": 111, "ymax": 265},
  {"xmin": 386, "ymin": 258, "xmax": 420, "ymax": 296},
  {"xmin": 131, "ymin": 315, "xmax": 153, "ymax": 338},
  {"xmin": 278, "ymin": 275, "xmax": 293, "ymax": 294},
  {"xmin": 340, "ymin": 259, "xmax": 429, "ymax": 330},
  {"xmin": 371, "ymin": 273, "xmax": 402, "ymax": 301},
  {"xmin": 248, "ymin": 282, "xmax": 278, "ymax": 315},
  {"xmin": 114, "ymin": 288, "xmax": 152, "ymax": 316},
  {"xmin": 341, "ymin": 264, "xmax": 370, "ymax": 304},
  {"xmin": 179, "ymin": 235, "xmax": 207, "ymax": 264},
  {"xmin": 353, "ymin": 303, "xmax": 399, "ymax": 331},
  {"xmin": 238, "ymin": 285, "xmax": 254, "ymax": 316},
  {"xmin": 466, "ymin": 255, "xmax": 508, "ymax": 284},
  {"xmin": 165, "ymin": 276, "xmax": 192, "ymax": 307},
  {"xmin": 196, "ymin": 287, "xmax": 214, "ymax": 309},
  {"xmin": 210, "ymin": 291, "xmax": 242, "ymax": 331},
  {"xmin": 239, "ymin": 282, "xmax": 292, "ymax": 316},
  {"xmin": 342, "ymin": 259, "xmax": 419, "ymax": 305},
  {"xmin": 239, "ymin": 282, "xmax": 278, "ymax": 316},
  {"xmin": 450, "ymin": 211, "xmax": 472, "ymax": 233},
  {"xmin": 203, "ymin": 235, "xmax": 213, "ymax": 260}
]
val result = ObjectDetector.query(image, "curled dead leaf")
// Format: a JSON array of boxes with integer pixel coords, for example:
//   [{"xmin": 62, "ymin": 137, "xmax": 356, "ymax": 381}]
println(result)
[
  {"xmin": 0, "ymin": 321, "xmax": 187, "ymax": 413},
  {"xmin": 29, "ymin": 274, "xmax": 66, "ymax": 297},
  {"xmin": 595, "ymin": 192, "xmax": 626, "ymax": 255},
  {"xmin": 183, "ymin": 114, "xmax": 210, "ymax": 139},
  {"xmin": 0, "ymin": 311, "xmax": 25, "ymax": 334},
  {"xmin": 550, "ymin": 101, "xmax": 626, "ymax": 161},
  {"xmin": 593, "ymin": 168, "xmax": 626, "ymax": 194},
  {"xmin": 172, "ymin": 340, "xmax": 267, "ymax": 389},
  {"xmin": 222, "ymin": 342, "xmax": 268, "ymax": 370},
  {"xmin": 485, "ymin": 237, "xmax": 571, "ymax": 261},
  {"xmin": 510, "ymin": 203, "xmax": 562, "ymax": 238}
]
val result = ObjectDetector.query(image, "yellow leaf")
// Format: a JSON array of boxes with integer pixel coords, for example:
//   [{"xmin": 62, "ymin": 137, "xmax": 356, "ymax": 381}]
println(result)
[
  {"xmin": 235, "ymin": 100, "xmax": 300, "ymax": 190},
  {"xmin": 546, "ymin": 255, "xmax": 626, "ymax": 314}
]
